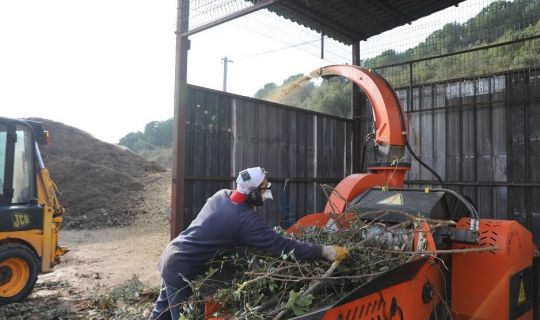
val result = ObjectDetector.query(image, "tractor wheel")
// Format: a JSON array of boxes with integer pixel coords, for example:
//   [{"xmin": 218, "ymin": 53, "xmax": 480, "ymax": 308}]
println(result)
[{"xmin": 0, "ymin": 243, "xmax": 38, "ymax": 305}]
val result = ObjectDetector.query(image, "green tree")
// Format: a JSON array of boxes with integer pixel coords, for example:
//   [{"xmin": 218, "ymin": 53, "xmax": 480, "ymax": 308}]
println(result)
[
  {"xmin": 254, "ymin": 82, "xmax": 278, "ymax": 99},
  {"xmin": 144, "ymin": 119, "xmax": 173, "ymax": 147},
  {"xmin": 119, "ymin": 131, "xmax": 145, "ymax": 150},
  {"xmin": 301, "ymin": 78, "xmax": 352, "ymax": 118}
]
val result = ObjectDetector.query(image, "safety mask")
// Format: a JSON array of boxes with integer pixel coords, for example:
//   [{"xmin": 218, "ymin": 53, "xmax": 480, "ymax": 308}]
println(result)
[
  {"xmin": 262, "ymin": 189, "xmax": 273, "ymax": 201},
  {"xmin": 262, "ymin": 182, "xmax": 273, "ymax": 201}
]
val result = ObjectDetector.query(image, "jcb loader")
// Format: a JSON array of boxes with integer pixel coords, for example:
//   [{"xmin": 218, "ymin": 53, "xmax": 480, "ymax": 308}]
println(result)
[{"xmin": 0, "ymin": 117, "xmax": 66, "ymax": 304}]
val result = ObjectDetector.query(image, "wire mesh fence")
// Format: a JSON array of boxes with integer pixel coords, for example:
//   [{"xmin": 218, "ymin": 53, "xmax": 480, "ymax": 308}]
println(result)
[
  {"xmin": 182, "ymin": 0, "xmax": 264, "ymax": 31},
  {"xmin": 370, "ymin": 36, "xmax": 540, "ymax": 88},
  {"xmin": 227, "ymin": 8, "xmax": 352, "ymax": 65},
  {"xmin": 362, "ymin": 0, "xmax": 540, "ymax": 88},
  {"xmin": 361, "ymin": 0, "xmax": 540, "ymax": 64}
]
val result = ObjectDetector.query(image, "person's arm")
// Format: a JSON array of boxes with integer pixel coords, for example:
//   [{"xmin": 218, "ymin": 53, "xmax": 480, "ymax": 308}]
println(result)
[{"xmin": 239, "ymin": 212, "xmax": 322, "ymax": 260}]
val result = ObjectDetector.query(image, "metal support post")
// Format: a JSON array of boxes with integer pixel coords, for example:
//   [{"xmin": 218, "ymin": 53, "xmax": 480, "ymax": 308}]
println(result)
[
  {"xmin": 222, "ymin": 57, "xmax": 233, "ymax": 92},
  {"xmin": 352, "ymin": 41, "xmax": 362, "ymax": 172},
  {"xmin": 172, "ymin": 0, "xmax": 190, "ymax": 239}
]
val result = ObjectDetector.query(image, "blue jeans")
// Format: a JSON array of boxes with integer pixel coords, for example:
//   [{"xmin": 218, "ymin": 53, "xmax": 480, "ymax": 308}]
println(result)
[{"xmin": 150, "ymin": 276, "xmax": 192, "ymax": 320}]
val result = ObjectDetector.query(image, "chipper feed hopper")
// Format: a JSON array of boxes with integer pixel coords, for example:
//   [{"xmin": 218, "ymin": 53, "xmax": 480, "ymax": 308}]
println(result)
[{"xmin": 207, "ymin": 66, "xmax": 539, "ymax": 320}]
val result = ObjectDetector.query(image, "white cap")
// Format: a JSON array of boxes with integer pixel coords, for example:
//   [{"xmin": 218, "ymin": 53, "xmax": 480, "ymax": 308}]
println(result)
[{"xmin": 236, "ymin": 167, "xmax": 267, "ymax": 194}]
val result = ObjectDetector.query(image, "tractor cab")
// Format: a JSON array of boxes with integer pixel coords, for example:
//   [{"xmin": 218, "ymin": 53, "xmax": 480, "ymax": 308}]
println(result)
[{"xmin": 0, "ymin": 117, "xmax": 65, "ymax": 304}]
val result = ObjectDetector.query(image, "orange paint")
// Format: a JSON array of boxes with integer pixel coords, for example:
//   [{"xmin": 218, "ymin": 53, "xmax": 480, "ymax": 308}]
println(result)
[
  {"xmin": 452, "ymin": 219, "xmax": 535, "ymax": 320},
  {"xmin": 309, "ymin": 66, "xmax": 408, "ymax": 146}
]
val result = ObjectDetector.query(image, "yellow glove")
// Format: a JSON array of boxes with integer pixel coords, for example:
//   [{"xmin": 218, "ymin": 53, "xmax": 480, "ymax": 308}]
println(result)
[{"xmin": 322, "ymin": 245, "xmax": 349, "ymax": 262}]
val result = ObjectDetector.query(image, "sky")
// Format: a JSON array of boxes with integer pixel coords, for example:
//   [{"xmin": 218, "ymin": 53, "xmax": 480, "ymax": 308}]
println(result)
[{"xmin": 0, "ymin": 0, "xmax": 490, "ymax": 143}]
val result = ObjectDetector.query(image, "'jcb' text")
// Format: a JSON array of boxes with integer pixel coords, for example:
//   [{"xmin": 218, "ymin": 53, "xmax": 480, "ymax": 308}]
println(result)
[{"xmin": 12, "ymin": 213, "xmax": 30, "ymax": 229}]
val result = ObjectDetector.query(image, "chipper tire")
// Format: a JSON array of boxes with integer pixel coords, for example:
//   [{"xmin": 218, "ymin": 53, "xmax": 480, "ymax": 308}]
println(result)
[{"xmin": 0, "ymin": 243, "xmax": 38, "ymax": 305}]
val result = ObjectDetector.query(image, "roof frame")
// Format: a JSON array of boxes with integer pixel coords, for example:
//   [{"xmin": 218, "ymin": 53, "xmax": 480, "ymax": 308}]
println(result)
[{"xmin": 275, "ymin": 1, "xmax": 357, "ymax": 43}]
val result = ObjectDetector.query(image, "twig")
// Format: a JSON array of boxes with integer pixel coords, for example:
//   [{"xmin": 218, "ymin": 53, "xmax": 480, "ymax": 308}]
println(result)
[
  {"xmin": 363, "ymin": 245, "xmax": 500, "ymax": 255},
  {"xmin": 271, "ymin": 261, "xmax": 341, "ymax": 320},
  {"xmin": 237, "ymin": 265, "xmax": 295, "ymax": 291},
  {"xmin": 246, "ymin": 271, "xmax": 383, "ymax": 281}
]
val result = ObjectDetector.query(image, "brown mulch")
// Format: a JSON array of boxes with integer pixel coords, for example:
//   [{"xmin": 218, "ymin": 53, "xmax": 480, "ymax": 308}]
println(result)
[{"xmin": 30, "ymin": 118, "xmax": 166, "ymax": 229}]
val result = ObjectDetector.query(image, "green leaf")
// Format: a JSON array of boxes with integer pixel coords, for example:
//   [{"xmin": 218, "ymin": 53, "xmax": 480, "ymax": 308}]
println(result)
[{"xmin": 286, "ymin": 290, "xmax": 314, "ymax": 316}]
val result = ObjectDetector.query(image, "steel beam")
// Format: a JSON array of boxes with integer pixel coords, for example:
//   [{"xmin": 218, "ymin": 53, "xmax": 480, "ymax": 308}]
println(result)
[
  {"xmin": 171, "ymin": 0, "xmax": 189, "ymax": 239},
  {"xmin": 178, "ymin": 0, "xmax": 280, "ymax": 38},
  {"xmin": 351, "ymin": 41, "xmax": 362, "ymax": 172}
]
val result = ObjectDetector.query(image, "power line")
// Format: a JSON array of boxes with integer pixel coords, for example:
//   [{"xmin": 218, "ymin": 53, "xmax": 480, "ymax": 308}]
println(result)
[
  {"xmin": 228, "ymin": 11, "xmax": 351, "ymax": 63},
  {"xmin": 232, "ymin": 38, "xmax": 321, "ymax": 61}
]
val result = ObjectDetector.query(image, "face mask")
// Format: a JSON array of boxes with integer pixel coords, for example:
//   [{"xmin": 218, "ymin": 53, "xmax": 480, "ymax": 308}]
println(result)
[
  {"xmin": 247, "ymin": 181, "xmax": 272, "ymax": 206},
  {"xmin": 262, "ymin": 189, "xmax": 273, "ymax": 201}
]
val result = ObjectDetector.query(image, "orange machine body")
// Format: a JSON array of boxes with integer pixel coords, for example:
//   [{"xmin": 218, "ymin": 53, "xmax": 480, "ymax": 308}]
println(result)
[
  {"xmin": 321, "ymin": 222, "xmax": 444, "ymax": 320},
  {"xmin": 451, "ymin": 218, "xmax": 536, "ymax": 320},
  {"xmin": 321, "ymin": 257, "xmax": 444, "ymax": 320}
]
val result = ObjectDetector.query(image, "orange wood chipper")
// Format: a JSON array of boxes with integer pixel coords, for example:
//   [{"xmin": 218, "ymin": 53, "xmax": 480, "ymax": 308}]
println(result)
[{"xmin": 209, "ymin": 65, "xmax": 539, "ymax": 320}]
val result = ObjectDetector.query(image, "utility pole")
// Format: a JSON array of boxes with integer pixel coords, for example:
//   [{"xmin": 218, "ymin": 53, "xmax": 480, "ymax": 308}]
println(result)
[{"xmin": 221, "ymin": 56, "xmax": 233, "ymax": 92}]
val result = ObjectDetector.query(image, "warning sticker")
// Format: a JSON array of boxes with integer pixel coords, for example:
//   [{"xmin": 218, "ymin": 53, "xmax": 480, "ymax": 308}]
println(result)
[
  {"xmin": 518, "ymin": 278, "xmax": 526, "ymax": 305},
  {"xmin": 377, "ymin": 193, "xmax": 404, "ymax": 206}
]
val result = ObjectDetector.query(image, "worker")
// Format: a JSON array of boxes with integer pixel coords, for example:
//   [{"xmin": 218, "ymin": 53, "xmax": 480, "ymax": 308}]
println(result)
[{"xmin": 150, "ymin": 166, "xmax": 349, "ymax": 320}]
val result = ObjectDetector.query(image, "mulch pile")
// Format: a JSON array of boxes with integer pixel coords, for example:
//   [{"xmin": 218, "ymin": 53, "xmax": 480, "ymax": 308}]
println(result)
[{"xmin": 31, "ymin": 118, "xmax": 166, "ymax": 229}]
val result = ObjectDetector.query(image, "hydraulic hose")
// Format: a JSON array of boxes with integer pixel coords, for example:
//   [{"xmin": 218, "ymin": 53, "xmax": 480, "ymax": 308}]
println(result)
[{"xmin": 359, "ymin": 133, "xmax": 375, "ymax": 171}]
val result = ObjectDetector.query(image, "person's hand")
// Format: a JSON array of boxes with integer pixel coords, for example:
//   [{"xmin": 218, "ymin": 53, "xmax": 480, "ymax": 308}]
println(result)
[{"xmin": 322, "ymin": 245, "xmax": 349, "ymax": 262}]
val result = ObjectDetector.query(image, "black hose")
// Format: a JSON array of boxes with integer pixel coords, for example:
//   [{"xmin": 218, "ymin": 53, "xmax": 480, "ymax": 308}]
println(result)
[
  {"xmin": 360, "ymin": 133, "xmax": 375, "ymax": 171},
  {"xmin": 372, "ymin": 70, "xmax": 445, "ymax": 187},
  {"xmin": 434, "ymin": 187, "xmax": 479, "ymax": 221},
  {"xmin": 405, "ymin": 141, "xmax": 444, "ymax": 187}
]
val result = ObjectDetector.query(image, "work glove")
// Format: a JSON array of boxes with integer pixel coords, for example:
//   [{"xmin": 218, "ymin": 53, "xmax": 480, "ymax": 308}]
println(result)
[{"xmin": 322, "ymin": 245, "xmax": 349, "ymax": 262}]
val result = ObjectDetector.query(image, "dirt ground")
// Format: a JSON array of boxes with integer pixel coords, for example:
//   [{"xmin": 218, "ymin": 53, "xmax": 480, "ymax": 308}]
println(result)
[{"xmin": 0, "ymin": 171, "xmax": 172, "ymax": 320}]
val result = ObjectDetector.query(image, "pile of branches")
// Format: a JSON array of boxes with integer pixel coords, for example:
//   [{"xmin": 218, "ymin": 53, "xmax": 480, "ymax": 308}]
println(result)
[{"xmin": 180, "ymin": 211, "xmax": 426, "ymax": 319}]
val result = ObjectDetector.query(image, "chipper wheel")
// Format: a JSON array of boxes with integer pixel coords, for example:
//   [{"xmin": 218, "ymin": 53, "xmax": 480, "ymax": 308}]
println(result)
[{"xmin": 0, "ymin": 243, "xmax": 38, "ymax": 304}]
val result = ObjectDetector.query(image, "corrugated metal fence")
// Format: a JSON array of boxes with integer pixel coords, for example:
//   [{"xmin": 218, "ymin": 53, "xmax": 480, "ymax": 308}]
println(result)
[
  {"xmin": 184, "ymin": 85, "xmax": 352, "ymax": 227},
  {"xmin": 360, "ymin": 68, "xmax": 540, "ymax": 245},
  {"xmin": 185, "ymin": 68, "xmax": 540, "ymax": 246}
]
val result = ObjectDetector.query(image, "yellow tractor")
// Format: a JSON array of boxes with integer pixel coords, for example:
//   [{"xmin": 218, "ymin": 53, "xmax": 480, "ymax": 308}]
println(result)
[{"xmin": 0, "ymin": 117, "xmax": 66, "ymax": 304}]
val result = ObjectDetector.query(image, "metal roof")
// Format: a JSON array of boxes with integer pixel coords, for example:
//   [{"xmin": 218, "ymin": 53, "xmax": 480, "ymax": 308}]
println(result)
[{"xmin": 269, "ymin": 0, "xmax": 466, "ymax": 44}]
